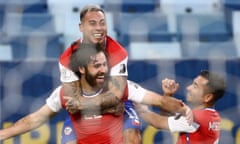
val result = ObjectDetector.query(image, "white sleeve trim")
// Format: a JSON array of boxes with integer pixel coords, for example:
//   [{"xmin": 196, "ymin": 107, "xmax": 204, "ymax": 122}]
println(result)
[
  {"xmin": 59, "ymin": 62, "xmax": 79, "ymax": 82},
  {"xmin": 59, "ymin": 56, "xmax": 128, "ymax": 82},
  {"xmin": 127, "ymin": 80, "xmax": 147, "ymax": 103},
  {"xmin": 168, "ymin": 116, "xmax": 200, "ymax": 133},
  {"xmin": 110, "ymin": 57, "xmax": 128, "ymax": 76},
  {"xmin": 46, "ymin": 86, "xmax": 63, "ymax": 112}
]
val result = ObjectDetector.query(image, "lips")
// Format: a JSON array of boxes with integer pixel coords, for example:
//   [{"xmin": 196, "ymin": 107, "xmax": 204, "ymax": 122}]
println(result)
[{"xmin": 96, "ymin": 76, "xmax": 105, "ymax": 83}]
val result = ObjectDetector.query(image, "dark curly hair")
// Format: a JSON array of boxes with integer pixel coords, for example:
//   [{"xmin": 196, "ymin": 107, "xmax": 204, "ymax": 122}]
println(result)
[{"xmin": 69, "ymin": 43, "xmax": 106, "ymax": 78}]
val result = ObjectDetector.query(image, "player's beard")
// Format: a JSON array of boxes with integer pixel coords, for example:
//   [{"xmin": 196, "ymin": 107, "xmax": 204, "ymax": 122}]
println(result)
[{"xmin": 85, "ymin": 68, "xmax": 106, "ymax": 88}]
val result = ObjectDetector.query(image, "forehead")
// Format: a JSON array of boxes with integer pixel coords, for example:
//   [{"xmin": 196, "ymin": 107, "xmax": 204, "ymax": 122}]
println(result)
[
  {"xmin": 194, "ymin": 76, "xmax": 208, "ymax": 87},
  {"xmin": 89, "ymin": 52, "xmax": 106, "ymax": 64},
  {"xmin": 83, "ymin": 11, "xmax": 105, "ymax": 22}
]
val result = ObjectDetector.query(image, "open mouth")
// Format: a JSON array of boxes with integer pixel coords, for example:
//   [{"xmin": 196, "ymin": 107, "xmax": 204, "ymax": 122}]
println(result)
[
  {"xmin": 93, "ymin": 33, "xmax": 103, "ymax": 38},
  {"xmin": 97, "ymin": 75, "xmax": 104, "ymax": 80}
]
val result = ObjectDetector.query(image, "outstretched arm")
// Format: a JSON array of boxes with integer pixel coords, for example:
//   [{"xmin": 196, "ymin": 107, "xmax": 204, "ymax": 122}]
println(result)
[
  {"xmin": 127, "ymin": 80, "xmax": 192, "ymax": 122},
  {"xmin": 135, "ymin": 104, "xmax": 169, "ymax": 130},
  {"xmin": 135, "ymin": 103, "xmax": 197, "ymax": 132},
  {"xmin": 0, "ymin": 105, "xmax": 56, "ymax": 141},
  {"xmin": 141, "ymin": 90, "xmax": 190, "ymax": 116}
]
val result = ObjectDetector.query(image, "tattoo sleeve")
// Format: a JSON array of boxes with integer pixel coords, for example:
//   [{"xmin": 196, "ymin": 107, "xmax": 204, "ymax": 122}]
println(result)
[
  {"xmin": 62, "ymin": 81, "xmax": 80, "ymax": 97},
  {"xmin": 79, "ymin": 76, "xmax": 127, "ymax": 111}
]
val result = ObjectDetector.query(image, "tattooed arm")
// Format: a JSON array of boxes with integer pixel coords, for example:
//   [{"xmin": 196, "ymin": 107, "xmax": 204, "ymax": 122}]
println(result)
[
  {"xmin": 62, "ymin": 81, "xmax": 81, "ymax": 98},
  {"xmin": 64, "ymin": 76, "xmax": 127, "ymax": 114}
]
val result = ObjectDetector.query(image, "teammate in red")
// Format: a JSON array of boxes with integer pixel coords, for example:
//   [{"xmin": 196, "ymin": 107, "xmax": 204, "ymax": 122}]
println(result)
[
  {"xmin": 136, "ymin": 70, "xmax": 226, "ymax": 144},
  {"xmin": 58, "ymin": 4, "xmax": 128, "ymax": 102},
  {"xmin": 60, "ymin": 43, "xmax": 126, "ymax": 143},
  {"xmin": 0, "ymin": 43, "xmax": 127, "ymax": 143}
]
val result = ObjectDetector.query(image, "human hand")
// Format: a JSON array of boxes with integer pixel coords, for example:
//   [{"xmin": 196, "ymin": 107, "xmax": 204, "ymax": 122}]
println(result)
[
  {"xmin": 102, "ymin": 102, "xmax": 124, "ymax": 116},
  {"xmin": 161, "ymin": 78, "xmax": 179, "ymax": 96},
  {"xmin": 64, "ymin": 95, "xmax": 82, "ymax": 114},
  {"xmin": 182, "ymin": 104, "xmax": 193, "ymax": 125}
]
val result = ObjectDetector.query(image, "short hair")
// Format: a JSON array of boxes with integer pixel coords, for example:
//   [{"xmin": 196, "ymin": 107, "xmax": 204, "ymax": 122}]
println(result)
[
  {"xmin": 200, "ymin": 70, "xmax": 226, "ymax": 103},
  {"xmin": 69, "ymin": 43, "xmax": 106, "ymax": 78},
  {"xmin": 80, "ymin": 5, "xmax": 105, "ymax": 22}
]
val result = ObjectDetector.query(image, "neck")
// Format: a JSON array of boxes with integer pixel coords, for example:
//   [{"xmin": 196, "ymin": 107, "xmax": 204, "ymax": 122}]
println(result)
[
  {"xmin": 82, "ymin": 88, "xmax": 103, "ymax": 97},
  {"xmin": 81, "ymin": 38, "xmax": 106, "ymax": 48},
  {"xmin": 80, "ymin": 79, "xmax": 103, "ymax": 97},
  {"xmin": 192, "ymin": 104, "xmax": 215, "ymax": 110}
]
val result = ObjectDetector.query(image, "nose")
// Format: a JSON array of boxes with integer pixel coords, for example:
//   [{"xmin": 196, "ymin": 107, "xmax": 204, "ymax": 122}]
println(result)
[
  {"xmin": 99, "ymin": 65, "xmax": 108, "ymax": 73},
  {"xmin": 95, "ymin": 24, "xmax": 101, "ymax": 30},
  {"xmin": 95, "ymin": 23, "xmax": 103, "ymax": 30}
]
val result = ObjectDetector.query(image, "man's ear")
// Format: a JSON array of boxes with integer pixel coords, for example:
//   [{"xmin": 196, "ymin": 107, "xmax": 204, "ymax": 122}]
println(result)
[
  {"xmin": 79, "ymin": 67, "xmax": 85, "ymax": 74},
  {"xmin": 204, "ymin": 93, "xmax": 214, "ymax": 103}
]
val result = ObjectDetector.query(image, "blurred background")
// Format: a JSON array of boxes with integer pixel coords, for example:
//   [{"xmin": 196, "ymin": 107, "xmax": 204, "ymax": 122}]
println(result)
[{"xmin": 0, "ymin": 0, "xmax": 240, "ymax": 143}]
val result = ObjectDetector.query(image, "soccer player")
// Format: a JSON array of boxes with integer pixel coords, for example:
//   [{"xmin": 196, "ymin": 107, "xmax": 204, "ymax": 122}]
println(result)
[
  {"xmin": 0, "ymin": 43, "xmax": 130, "ymax": 143},
  {"xmin": 136, "ymin": 70, "xmax": 226, "ymax": 144}
]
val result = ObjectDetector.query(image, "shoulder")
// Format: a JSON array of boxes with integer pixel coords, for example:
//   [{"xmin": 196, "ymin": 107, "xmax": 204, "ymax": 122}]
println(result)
[
  {"xmin": 106, "ymin": 36, "xmax": 128, "ymax": 56},
  {"xmin": 106, "ymin": 36, "xmax": 128, "ymax": 66},
  {"xmin": 59, "ymin": 39, "xmax": 81, "ymax": 67},
  {"xmin": 193, "ymin": 109, "xmax": 220, "ymax": 123}
]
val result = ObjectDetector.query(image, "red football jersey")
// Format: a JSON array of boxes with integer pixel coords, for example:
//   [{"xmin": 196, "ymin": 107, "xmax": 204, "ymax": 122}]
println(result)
[
  {"xmin": 177, "ymin": 108, "xmax": 221, "ymax": 144},
  {"xmin": 60, "ymin": 87, "xmax": 128, "ymax": 144},
  {"xmin": 60, "ymin": 36, "xmax": 127, "ymax": 68}
]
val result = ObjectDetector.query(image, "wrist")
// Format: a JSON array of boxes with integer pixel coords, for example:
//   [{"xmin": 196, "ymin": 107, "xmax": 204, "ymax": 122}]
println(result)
[{"xmin": 182, "ymin": 105, "xmax": 190, "ymax": 116}]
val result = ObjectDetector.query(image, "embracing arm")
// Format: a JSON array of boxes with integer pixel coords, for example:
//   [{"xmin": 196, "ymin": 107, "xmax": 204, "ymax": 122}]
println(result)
[
  {"xmin": 136, "ymin": 104, "xmax": 198, "ymax": 132},
  {"xmin": 86, "ymin": 76, "xmax": 127, "ymax": 108},
  {"xmin": 0, "ymin": 105, "xmax": 56, "ymax": 140},
  {"xmin": 141, "ymin": 90, "xmax": 186, "ymax": 115},
  {"xmin": 62, "ymin": 81, "xmax": 81, "ymax": 101},
  {"xmin": 65, "ymin": 76, "xmax": 127, "ymax": 113},
  {"xmin": 137, "ymin": 78, "xmax": 190, "ymax": 119},
  {"xmin": 135, "ymin": 104, "xmax": 169, "ymax": 130},
  {"xmin": 139, "ymin": 90, "xmax": 193, "ymax": 124}
]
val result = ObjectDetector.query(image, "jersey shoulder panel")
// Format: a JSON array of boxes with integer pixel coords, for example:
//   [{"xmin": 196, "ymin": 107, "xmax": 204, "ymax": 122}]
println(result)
[
  {"xmin": 106, "ymin": 36, "xmax": 128, "ymax": 67},
  {"xmin": 59, "ymin": 39, "xmax": 81, "ymax": 69}
]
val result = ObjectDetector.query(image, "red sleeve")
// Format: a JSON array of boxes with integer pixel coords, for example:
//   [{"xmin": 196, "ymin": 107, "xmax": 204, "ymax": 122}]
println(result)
[
  {"xmin": 59, "ymin": 37, "xmax": 128, "ymax": 69},
  {"xmin": 59, "ymin": 39, "xmax": 81, "ymax": 69},
  {"xmin": 105, "ymin": 36, "xmax": 128, "ymax": 67}
]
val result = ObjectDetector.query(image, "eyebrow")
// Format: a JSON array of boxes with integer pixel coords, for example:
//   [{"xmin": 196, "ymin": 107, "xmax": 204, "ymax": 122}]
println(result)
[{"xmin": 192, "ymin": 80, "xmax": 199, "ymax": 88}]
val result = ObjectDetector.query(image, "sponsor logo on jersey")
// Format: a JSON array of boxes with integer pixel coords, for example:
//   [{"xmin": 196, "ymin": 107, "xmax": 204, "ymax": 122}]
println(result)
[{"xmin": 119, "ymin": 64, "xmax": 126, "ymax": 73}]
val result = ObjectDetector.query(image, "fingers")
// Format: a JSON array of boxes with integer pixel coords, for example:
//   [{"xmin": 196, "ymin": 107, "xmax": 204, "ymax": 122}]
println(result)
[
  {"xmin": 63, "ymin": 96, "xmax": 80, "ymax": 114},
  {"xmin": 162, "ymin": 78, "xmax": 179, "ymax": 88},
  {"xmin": 185, "ymin": 106, "xmax": 194, "ymax": 125},
  {"xmin": 162, "ymin": 78, "xmax": 179, "ymax": 95}
]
